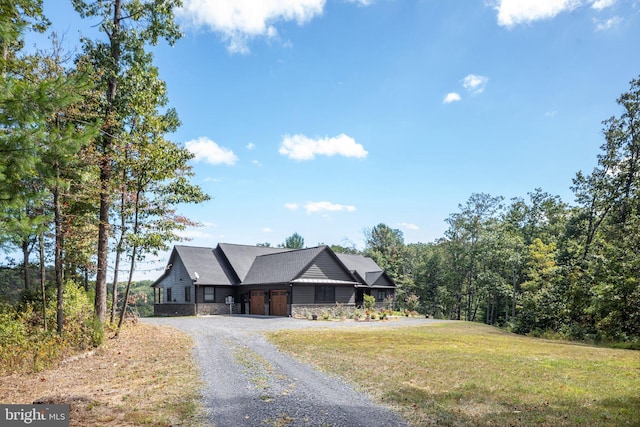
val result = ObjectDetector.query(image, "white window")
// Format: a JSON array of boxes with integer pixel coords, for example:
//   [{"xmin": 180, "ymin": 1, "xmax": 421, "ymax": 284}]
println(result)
[{"xmin": 204, "ymin": 287, "xmax": 215, "ymax": 302}]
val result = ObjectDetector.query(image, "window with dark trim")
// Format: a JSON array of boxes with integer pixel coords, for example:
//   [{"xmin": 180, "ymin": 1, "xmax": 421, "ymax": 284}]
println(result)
[
  {"xmin": 314, "ymin": 286, "xmax": 335, "ymax": 303},
  {"xmin": 185, "ymin": 286, "xmax": 191, "ymax": 302},
  {"xmin": 204, "ymin": 287, "xmax": 215, "ymax": 302},
  {"xmin": 377, "ymin": 290, "xmax": 388, "ymax": 302},
  {"xmin": 166, "ymin": 287, "xmax": 172, "ymax": 302}
]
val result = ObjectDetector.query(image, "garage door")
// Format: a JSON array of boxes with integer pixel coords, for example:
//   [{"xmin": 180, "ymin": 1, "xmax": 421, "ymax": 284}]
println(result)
[
  {"xmin": 250, "ymin": 290, "xmax": 265, "ymax": 315},
  {"xmin": 270, "ymin": 290, "xmax": 288, "ymax": 316}
]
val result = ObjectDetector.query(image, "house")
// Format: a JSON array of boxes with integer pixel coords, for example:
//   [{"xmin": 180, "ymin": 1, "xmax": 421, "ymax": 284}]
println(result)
[{"xmin": 151, "ymin": 243, "xmax": 396, "ymax": 316}]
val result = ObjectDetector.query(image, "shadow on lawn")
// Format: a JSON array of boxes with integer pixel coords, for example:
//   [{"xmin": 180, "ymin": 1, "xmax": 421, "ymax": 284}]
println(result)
[{"xmin": 388, "ymin": 384, "xmax": 639, "ymax": 427}]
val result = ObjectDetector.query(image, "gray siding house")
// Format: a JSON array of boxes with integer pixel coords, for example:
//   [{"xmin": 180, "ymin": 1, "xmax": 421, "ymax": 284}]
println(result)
[{"xmin": 151, "ymin": 243, "xmax": 396, "ymax": 316}]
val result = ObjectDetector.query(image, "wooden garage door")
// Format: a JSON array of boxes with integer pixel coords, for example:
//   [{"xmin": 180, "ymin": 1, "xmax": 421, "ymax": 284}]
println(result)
[
  {"xmin": 270, "ymin": 290, "xmax": 288, "ymax": 317},
  {"xmin": 250, "ymin": 290, "xmax": 265, "ymax": 315}
]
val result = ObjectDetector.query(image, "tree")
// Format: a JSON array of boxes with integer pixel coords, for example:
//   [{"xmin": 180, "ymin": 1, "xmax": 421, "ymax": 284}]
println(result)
[
  {"xmin": 73, "ymin": 0, "xmax": 182, "ymax": 323},
  {"xmin": 1, "ymin": 1, "xmax": 50, "ymax": 286},
  {"xmin": 36, "ymin": 42, "xmax": 97, "ymax": 333},
  {"xmin": 115, "ymin": 132, "xmax": 209, "ymax": 334},
  {"xmin": 284, "ymin": 232, "xmax": 304, "ymax": 249},
  {"xmin": 1, "ymin": 4, "xmax": 98, "ymax": 333},
  {"xmin": 363, "ymin": 223, "xmax": 405, "ymax": 278},
  {"xmin": 569, "ymin": 75, "xmax": 640, "ymax": 339},
  {"xmin": 363, "ymin": 223, "xmax": 415, "ymax": 306},
  {"xmin": 443, "ymin": 193, "xmax": 504, "ymax": 320},
  {"xmin": 329, "ymin": 243, "xmax": 360, "ymax": 255}
]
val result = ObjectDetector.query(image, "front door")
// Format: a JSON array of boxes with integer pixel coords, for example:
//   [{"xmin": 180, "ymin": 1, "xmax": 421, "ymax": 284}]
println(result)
[
  {"xmin": 250, "ymin": 290, "xmax": 265, "ymax": 315},
  {"xmin": 270, "ymin": 290, "xmax": 288, "ymax": 316}
]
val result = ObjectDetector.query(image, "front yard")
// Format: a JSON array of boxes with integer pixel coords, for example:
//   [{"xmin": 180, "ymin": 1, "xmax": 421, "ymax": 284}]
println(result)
[{"xmin": 267, "ymin": 321, "xmax": 640, "ymax": 426}]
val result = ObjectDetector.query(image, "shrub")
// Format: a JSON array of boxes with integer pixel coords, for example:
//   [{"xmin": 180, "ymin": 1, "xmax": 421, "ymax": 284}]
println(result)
[
  {"xmin": 333, "ymin": 302, "xmax": 347, "ymax": 319},
  {"xmin": 405, "ymin": 293, "xmax": 421, "ymax": 312},
  {"xmin": 363, "ymin": 294, "xmax": 376, "ymax": 311},
  {"xmin": 0, "ymin": 281, "xmax": 104, "ymax": 374}
]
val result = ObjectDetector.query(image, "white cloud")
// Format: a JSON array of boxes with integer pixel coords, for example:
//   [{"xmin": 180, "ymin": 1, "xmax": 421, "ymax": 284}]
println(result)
[
  {"xmin": 594, "ymin": 16, "xmax": 622, "ymax": 30},
  {"xmin": 246, "ymin": 142, "xmax": 256, "ymax": 150},
  {"xmin": 176, "ymin": 229, "xmax": 215, "ymax": 239},
  {"xmin": 303, "ymin": 201, "xmax": 356, "ymax": 214},
  {"xmin": 284, "ymin": 202, "xmax": 299, "ymax": 210},
  {"xmin": 492, "ymin": 0, "xmax": 581, "ymax": 28},
  {"xmin": 462, "ymin": 74, "xmax": 489, "ymax": 94},
  {"xmin": 178, "ymin": 0, "xmax": 326, "ymax": 53},
  {"xmin": 443, "ymin": 92, "xmax": 462, "ymax": 104},
  {"xmin": 185, "ymin": 137, "xmax": 238, "ymax": 166},
  {"xmin": 592, "ymin": 0, "xmax": 616, "ymax": 10},
  {"xmin": 398, "ymin": 222, "xmax": 419, "ymax": 230},
  {"xmin": 346, "ymin": 0, "xmax": 374, "ymax": 5},
  {"xmin": 279, "ymin": 133, "xmax": 368, "ymax": 160},
  {"xmin": 263, "ymin": 227, "xmax": 273, "ymax": 232}
]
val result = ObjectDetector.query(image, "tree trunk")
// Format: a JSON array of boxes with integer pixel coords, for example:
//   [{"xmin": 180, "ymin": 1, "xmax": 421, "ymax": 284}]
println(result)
[
  {"xmin": 22, "ymin": 239, "xmax": 30, "ymax": 291},
  {"xmin": 116, "ymin": 244, "xmax": 137, "ymax": 335},
  {"xmin": 111, "ymin": 165, "xmax": 128, "ymax": 324},
  {"xmin": 95, "ymin": 0, "xmax": 122, "ymax": 323},
  {"xmin": 54, "ymin": 182, "xmax": 64, "ymax": 334},
  {"xmin": 39, "ymin": 232, "xmax": 47, "ymax": 331},
  {"xmin": 116, "ymin": 188, "xmax": 141, "ymax": 336}
]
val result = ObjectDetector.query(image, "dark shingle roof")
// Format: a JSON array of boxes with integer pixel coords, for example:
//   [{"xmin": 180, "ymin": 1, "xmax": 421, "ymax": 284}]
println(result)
[
  {"xmin": 336, "ymin": 253, "xmax": 396, "ymax": 288},
  {"xmin": 336, "ymin": 254, "xmax": 381, "ymax": 282},
  {"xmin": 217, "ymin": 243, "xmax": 291, "ymax": 282},
  {"xmin": 242, "ymin": 246, "xmax": 325, "ymax": 284},
  {"xmin": 153, "ymin": 243, "xmax": 395, "ymax": 289},
  {"xmin": 175, "ymin": 245, "xmax": 234, "ymax": 285}
]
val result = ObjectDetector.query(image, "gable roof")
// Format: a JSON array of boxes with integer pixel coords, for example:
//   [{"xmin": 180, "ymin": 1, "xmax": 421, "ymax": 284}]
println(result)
[
  {"xmin": 336, "ymin": 253, "xmax": 396, "ymax": 288},
  {"xmin": 217, "ymin": 243, "xmax": 290, "ymax": 282},
  {"xmin": 151, "ymin": 245, "xmax": 234, "ymax": 287},
  {"xmin": 243, "ymin": 246, "xmax": 360, "ymax": 285},
  {"xmin": 153, "ymin": 243, "xmax": 395, "ymax": 289},
  {"xmin": 177, "ymin": 245, "xmax": 235, "ymax": 285},
  {"xmin": 243, "ymin": 246, "xmax": 325, "ymax": 284}
]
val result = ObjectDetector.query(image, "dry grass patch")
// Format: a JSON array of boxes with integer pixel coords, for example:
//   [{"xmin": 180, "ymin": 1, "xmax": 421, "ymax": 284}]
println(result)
[
  {"xmin": 267, "ymin": 321, "xmax": 640, "ymax": 427},
  {"xmin": 0, "ymin": 323, "xmax": 203, "ymax": 426}
]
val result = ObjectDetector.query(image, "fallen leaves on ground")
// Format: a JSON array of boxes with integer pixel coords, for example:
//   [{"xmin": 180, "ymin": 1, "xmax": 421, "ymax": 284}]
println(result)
[{"xmin": 0, "ymin": 323, "xmax": 203, "ymax": 427}]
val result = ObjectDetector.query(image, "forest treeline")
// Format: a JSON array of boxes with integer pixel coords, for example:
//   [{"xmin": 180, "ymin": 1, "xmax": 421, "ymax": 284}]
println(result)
[{"xmin": 356, "ymin": 74, "xmax": 640, "ymax": 342}]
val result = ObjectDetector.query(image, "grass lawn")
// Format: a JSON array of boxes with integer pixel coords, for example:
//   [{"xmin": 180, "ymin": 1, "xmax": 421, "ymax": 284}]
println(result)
[{"xmin": 267, "ymin": 321, "xmax": 640, "ymax": 427}]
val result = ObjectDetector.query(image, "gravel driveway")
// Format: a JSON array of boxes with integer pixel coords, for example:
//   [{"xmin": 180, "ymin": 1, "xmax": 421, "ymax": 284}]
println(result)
[{"xmin": 143, "ymin": 315, "xmax": 440, "ymax": 427}]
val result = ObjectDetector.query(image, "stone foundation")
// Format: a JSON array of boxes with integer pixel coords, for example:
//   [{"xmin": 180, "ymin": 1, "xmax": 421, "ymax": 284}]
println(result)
[
  {"xmin": 153, "ymin": 303, "xmax": 240, "ymax": 316},
  {"xmin": 196, "ymin": 303, "xmax": 238, "ymax": 315},
  {"xmin": 291, "ymin": 304, "xmax": 356, "ymax": 318},
  {"xmin": 153, "ymin": 303, "xmax": 196, "ymax": 316}
]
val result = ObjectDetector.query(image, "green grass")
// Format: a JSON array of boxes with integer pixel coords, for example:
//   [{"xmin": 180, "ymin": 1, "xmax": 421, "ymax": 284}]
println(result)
[{"xmin": 266, "ymin": 321, "xmax": 640, "ymax": 427}]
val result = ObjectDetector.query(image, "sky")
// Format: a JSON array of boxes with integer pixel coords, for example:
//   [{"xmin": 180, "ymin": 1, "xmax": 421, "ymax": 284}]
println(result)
[{"xmin": 32, "ymin": 0, "xmax": 640, "ymax": 280}]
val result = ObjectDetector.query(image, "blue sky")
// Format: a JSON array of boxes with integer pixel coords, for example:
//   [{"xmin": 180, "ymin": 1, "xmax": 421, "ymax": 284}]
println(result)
[{"xmin": 37, "ymin": 0, "xmax": 640, "ymax": 280}]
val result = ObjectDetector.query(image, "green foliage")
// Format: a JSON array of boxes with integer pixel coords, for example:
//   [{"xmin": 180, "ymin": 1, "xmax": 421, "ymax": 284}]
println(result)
[
  {"xmin": 0, "ymin": 281, "xmax": 102, "ymax": 374},
  {"xmin": 284, "ymin": 232, "xmax": 304, "ymax": 249},
  {"xmin": 404, "ymin": 293, "xmax": 421, "ymax": 312},
  {"xmin": 363, "ymin": 294, "xmax": 376, "ymax": 311}
]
